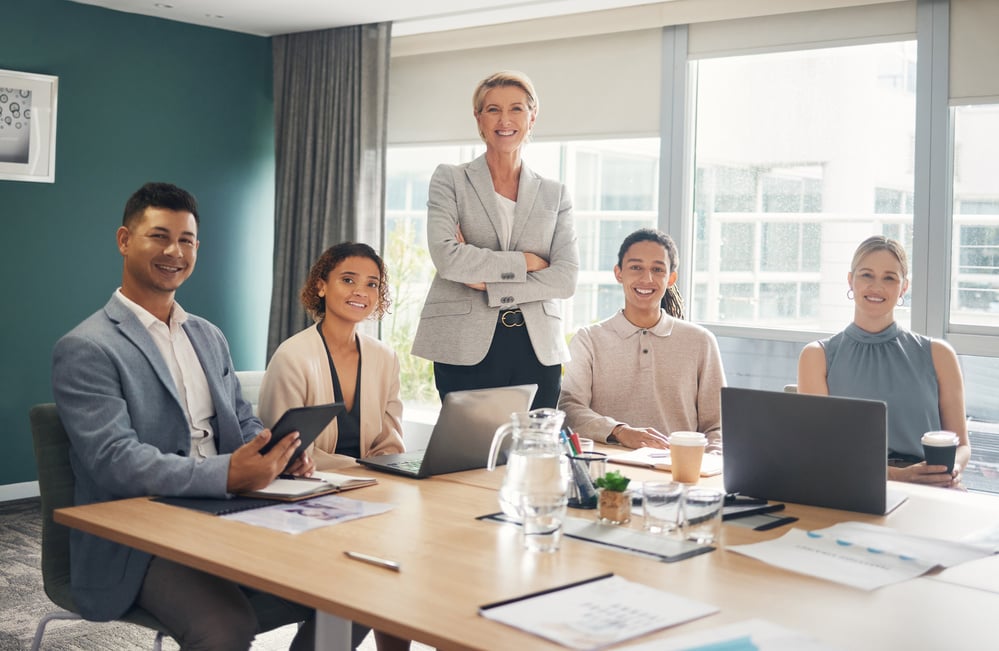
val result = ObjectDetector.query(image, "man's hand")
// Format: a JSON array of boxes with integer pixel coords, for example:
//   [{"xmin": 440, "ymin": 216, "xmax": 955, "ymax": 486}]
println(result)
[
  {"xmin": 226, "ymin": 429, "xmax": 301, "ymax": 493},
  {"xmin": 611, "ymin": 425, "xmax": 669, "ymax": 450},
  {"xmin": 284, "ymin": 450, "xmax": 315, "ymax": 478}
]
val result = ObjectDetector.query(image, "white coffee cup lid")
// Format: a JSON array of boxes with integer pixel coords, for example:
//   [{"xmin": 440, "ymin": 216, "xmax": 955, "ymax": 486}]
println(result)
[
  {"xmin": 921, "ymin": 430, "xmax": 958, "ymax": 446},
  {"xmin": 669, "ymin": 431, "xmax": 707, "ymax": 446}
]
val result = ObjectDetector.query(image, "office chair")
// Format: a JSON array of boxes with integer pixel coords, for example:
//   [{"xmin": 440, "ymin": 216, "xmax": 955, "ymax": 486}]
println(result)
[{"xmin": 29, "ymin": 403, "xmax": 169, "ymax": 651}]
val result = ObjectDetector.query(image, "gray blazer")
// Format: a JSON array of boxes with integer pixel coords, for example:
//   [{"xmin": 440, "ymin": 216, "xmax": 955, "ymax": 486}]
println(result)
[
  {"xmin": 411, "ymin": 155, "xmax": 579, "ymax": 366},
  {"xmin": 51, "ymin": 294, "xmax": 260, "ymax": 621}
]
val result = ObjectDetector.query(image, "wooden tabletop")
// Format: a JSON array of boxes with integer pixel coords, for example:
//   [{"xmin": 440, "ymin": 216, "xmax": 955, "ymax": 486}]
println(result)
[{"xmin": 55, "ymin": 460, "xmax": 999, "ymax": 650}]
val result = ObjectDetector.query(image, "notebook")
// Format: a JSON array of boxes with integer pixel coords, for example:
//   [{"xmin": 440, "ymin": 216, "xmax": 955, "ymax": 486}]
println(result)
[
  {"xmin": 357, "ymin": 384, "xmax": 538, "ymax": 478},
  {"xmin": 153, "ymin": 471, "xmax": 378, "ymax": 514},
  {"xmin": 721, "ymin": 387, "xmax": 906, "ymax": 515}
]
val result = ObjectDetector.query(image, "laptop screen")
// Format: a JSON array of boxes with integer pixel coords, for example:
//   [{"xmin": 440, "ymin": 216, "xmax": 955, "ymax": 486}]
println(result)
[{"xmin": 721, "ymin": 387, "xmax": 893, "ymax": 515}]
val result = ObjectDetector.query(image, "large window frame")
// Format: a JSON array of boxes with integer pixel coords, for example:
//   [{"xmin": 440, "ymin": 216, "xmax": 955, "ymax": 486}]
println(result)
[{"xmin": 387, "ymin": 0, "xmax": 999, "ymax": 361}]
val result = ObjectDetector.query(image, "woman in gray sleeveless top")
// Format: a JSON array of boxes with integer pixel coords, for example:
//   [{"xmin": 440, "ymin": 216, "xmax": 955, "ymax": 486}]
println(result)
[{"xmin": 797, "ymin": 236, "xmax": 969, "ymax": 489}]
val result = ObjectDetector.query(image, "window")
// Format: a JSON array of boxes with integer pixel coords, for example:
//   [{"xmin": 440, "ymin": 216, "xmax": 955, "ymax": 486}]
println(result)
[
  {"xmin": 384, "ymin": 138, "xmax": 658, "ymax": 404},
  {"xmin": 951, "ymin": 105, "xmax": 999, "ymax": 328},
  {"xmin": 690, "ymin": 41, "xmax": 917, "ymax": 332}
]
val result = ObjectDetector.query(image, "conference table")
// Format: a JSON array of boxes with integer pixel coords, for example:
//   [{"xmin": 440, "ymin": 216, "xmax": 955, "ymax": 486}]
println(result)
[{"xmin": 54, "ymin": 453, "xmax": 999, "ymax": 650}]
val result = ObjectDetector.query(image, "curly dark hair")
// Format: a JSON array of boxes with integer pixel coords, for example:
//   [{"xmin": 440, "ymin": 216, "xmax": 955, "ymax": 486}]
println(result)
[
  {"xmin": 616, "ymin": 228, "xmax": 685, "ymax": 320},
  {"xmin": 300, "ymin": 242, "xmax": 392, "ymax": 322}
]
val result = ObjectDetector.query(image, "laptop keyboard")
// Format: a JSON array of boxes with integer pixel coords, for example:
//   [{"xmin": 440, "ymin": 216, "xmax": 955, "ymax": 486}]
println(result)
[{"xmin": 387, "ymin": 459, "xmax": 424, "ymax": 472}]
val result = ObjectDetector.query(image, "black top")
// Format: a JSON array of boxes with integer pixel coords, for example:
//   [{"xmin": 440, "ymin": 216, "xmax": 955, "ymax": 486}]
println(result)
[{"xmin": 317, "ymin": 322, "xmax": 362, "ymax": 458}]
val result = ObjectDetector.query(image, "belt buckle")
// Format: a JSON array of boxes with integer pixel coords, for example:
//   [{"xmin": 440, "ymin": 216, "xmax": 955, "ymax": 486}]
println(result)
[{"xmin": 501, "ymin": 309, "xmax": 524, "ymax": 328}]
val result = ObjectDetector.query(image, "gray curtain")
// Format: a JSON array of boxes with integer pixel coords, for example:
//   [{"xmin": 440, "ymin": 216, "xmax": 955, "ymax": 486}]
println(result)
[{"xmin": 268, "ymin": 22, "xmax": 391, "ymax": 359}]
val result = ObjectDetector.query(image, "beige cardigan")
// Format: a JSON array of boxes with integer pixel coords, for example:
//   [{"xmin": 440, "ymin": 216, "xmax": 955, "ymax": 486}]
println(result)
[{"xmin": 259, "ymin": 326, "xmax": 405, "ymax": 470}]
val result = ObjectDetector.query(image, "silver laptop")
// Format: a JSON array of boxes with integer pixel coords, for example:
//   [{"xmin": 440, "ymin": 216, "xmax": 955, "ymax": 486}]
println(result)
[
  {"xmin": 357, "ymin": 384, "xmax": 538, "ymax": 479},
  {"xmin": 721, "ymin": 387, "xmax": 906, "ymax": 515}
]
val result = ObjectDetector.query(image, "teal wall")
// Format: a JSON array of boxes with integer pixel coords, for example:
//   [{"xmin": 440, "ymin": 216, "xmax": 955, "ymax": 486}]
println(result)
[{"xmin": 0, "ymin": 0, "xmax": 275, "ymax": 486}]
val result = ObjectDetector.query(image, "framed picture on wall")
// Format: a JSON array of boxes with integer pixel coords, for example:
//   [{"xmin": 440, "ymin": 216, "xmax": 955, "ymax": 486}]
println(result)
[{"xmin": 0, "ymin": 69, "xmax": 58, "ymax": 183}]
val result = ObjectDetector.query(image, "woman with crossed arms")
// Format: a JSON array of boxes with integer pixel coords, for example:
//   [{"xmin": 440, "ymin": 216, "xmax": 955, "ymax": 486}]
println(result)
[{"xmin": 411, "ymin": 70, "xmax": 579, "ymax": 409}]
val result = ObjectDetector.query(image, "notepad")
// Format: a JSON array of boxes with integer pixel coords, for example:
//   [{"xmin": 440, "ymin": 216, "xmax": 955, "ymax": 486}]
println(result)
[
  {"xmin": 608, "ymin": 447, "xmax": 723, "ymax": 477},
  {"xmin": 242, "ymin": 471, "xmax": 377, "ymax": 500},
  {"xmin": 153, "ymin": 472, "xmax": 378, "ymax": 515},
  {"xmin": 479, "ymin": 574, "xmax": 718, "ymax": 650}
]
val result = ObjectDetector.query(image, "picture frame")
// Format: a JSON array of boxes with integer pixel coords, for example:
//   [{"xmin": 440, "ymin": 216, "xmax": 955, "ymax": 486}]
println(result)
[{"xmin": 0, "ymin": 69, "xmax": 58, "ymax": 183}]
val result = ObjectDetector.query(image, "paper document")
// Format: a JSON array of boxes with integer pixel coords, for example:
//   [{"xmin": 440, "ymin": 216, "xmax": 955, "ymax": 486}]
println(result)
[
  {"xmin": 729, "ymin": 522, "xmax": 992, "ymax": 590},
  {"xmin": 615, "ymin": 618, "xmax": 844, "ymax": 651},
  {"xmin": 479, "ymin": 574, "xmax": 718, "ymax": 650},
  {"xmin": 223, "ymin": 494, "xmax": 393, "ymax": 534},
  {"xmin": 608, "ymin": 448, "xmax": 723, "ymax": 477}
]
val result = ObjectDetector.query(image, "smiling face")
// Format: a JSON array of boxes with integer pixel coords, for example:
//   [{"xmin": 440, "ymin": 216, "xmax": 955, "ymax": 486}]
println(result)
[
  {"xmin": 849, "ymin": 249, "xmax": 909, "ymax": 326},
  {"xmin": 615, "ymin": 240, "xmax": 678, "ymax": 319},
  {"xmin": 475, "ymin": 85, "xmax": 536, "ymax": 154},
  {"xmin": 317, "ymin": 256, "xmax": 382, "ymax": 326},
  {"xmin": 117, "ymin": 207, "xmax": 199, "ymax": 308}
]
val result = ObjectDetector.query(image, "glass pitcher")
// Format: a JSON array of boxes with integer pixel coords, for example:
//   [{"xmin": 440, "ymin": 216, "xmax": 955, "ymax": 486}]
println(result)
[{"xmin": 487, "ymin": 408, "xmax": 570, "ymax": 519}]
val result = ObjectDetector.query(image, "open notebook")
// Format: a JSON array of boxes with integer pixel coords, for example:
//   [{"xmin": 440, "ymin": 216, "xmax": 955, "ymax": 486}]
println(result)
[{"xmin": 153, "ymin": 471, "xmax": 377, "ymax": 515}]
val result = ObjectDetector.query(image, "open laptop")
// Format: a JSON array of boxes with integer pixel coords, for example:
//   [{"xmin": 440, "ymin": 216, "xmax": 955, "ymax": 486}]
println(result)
[
  {"xmin": 721, "ymin": 387, "xmax": 906, "ymax": 515},
  {"xmin": 357, "ymin": 384, "xmax": 538, "ymax": 479}
]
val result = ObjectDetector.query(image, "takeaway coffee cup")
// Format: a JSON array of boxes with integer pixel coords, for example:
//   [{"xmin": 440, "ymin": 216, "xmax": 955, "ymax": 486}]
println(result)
[
  {"xmin": 669, "ymin": 431, "xmax": 707, "ymax": 483},
  {"xmin": 922, "ymin": 430, "xmax": 959, "ymax": 473}
]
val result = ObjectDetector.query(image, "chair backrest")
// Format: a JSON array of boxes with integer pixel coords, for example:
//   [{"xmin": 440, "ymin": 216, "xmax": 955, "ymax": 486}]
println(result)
[
  {"xmin": 29, "ymin": 403, "xmax": 77, "ymax": 612},
  {"xmin": 235, "ymin": 370, "xmax": 265, "ymax": 416}
]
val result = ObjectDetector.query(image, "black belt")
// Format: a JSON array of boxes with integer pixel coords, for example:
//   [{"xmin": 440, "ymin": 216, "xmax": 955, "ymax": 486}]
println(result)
[{"xmin": 499, "ymin": 308, "xmax": 525, "ymax": 327}]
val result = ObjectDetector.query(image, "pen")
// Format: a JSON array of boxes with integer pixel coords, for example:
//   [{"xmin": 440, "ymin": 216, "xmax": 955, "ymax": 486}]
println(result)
[
  {"xmin": 344, "ymin": 550, "xmax": 401, "ymax": 572},
  {"xmin": 754, "ymin": 516, "xmax": 798, "ymax": 531},
  {"xmin": 278, "ymin": 474, "xmax": 325, "ymax": 482}
]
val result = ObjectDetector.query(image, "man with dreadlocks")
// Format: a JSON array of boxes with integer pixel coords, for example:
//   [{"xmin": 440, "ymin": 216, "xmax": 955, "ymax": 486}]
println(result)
[{"xmin": 559, "ymin": 228, "xmax": 725, "ymax": 453}]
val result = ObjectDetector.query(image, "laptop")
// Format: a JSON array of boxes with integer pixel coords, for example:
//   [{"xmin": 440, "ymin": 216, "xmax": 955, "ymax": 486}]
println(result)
[
  {"xmin": 357, "ymin": 384, "xmax": 538, "ymax": 478},
  {"xmin": 721, "ymin": 387, "xmax": 906, "ymax": 515}
]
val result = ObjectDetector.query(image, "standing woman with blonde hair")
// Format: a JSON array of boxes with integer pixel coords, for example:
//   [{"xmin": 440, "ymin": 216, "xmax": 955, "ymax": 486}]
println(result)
[
  {"xmin": 411, "ymin": 70, "xmax": 579, "ymax": 409},
  {"xmin": 798, "ymin": 235, "xmax": 969, "ymax": 488}
]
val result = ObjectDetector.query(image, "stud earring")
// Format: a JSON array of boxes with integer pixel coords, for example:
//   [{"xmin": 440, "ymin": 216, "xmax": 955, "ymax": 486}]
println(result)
[
  {"xmin": 897, "ymin": 296, "xmax": 904, "ymax": 306},
  {"xmin": 847, "ymin": 289, "xmax": 855, "ymax": 300}
]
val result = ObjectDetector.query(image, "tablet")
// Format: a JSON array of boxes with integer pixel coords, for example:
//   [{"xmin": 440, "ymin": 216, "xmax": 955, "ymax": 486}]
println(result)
[{"xmin": 259, "ymin": 403, "xmax": 344, "ymax": 463}]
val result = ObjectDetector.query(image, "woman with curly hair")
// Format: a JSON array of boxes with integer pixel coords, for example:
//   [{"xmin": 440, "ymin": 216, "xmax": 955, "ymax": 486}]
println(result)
[{"xmin": 260, "ymin": 242, "xmax": 405, "ymax": 472}]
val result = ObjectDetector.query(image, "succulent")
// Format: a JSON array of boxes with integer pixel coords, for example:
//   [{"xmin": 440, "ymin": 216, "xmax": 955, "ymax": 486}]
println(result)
[{"xmin": 593, "ymin": 469, "xmax": 631, "ymax": 492}]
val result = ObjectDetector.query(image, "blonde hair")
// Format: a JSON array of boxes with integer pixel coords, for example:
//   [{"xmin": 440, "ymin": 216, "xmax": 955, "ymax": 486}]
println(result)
[
  {"xmin": 472, "ymin": 70, "xmax": 539, "ymax": 115},
  {"xmin": 850, "ymin": 235, "xmax": 909, "ymax": 279}
]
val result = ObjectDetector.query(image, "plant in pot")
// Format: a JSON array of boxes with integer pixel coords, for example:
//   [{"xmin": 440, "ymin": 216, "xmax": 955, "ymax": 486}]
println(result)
[{"xmin": 594, "ymin": 469, "xmax": 632, "ymax": 525}]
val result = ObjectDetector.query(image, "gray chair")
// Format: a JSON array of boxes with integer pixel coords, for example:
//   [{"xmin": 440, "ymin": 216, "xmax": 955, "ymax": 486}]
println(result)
[{"xmin": 29, "ymin": 403, "xmax": 169, "ymax": 651}]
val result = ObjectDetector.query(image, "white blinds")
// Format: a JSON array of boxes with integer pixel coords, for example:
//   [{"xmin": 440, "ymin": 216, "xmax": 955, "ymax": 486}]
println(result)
[
  {"xmin": 388, "ymin": 29, "xmax": 662, "ymax": 145},
  {"xmin": 949, "ymin": 0, "xmax": 999, "ymax": 104},
  {"xmin": 688, "ymin": 1, "xmax": 915, "ymax": 58}
]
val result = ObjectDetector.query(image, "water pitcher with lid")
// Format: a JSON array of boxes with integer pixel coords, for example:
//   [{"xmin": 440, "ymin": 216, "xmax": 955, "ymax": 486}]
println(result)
[{"xmin": 487, "ymin": 408, "xmax": 570, "ymax": 519}]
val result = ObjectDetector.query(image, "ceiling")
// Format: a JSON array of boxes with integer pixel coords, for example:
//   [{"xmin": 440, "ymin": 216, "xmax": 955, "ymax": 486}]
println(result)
[{"xmin": 69, "ymin": 0, "xmax": 667, "ymax": 37}]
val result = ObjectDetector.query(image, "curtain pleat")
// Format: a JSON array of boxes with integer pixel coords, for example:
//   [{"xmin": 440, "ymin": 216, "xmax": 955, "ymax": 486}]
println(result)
[{"xmin": 268, "ymin": 23, "xmax": 391, "ymax": 359}]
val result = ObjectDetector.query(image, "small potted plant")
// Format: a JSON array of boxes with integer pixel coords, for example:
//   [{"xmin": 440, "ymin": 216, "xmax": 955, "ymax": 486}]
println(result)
[{"xmin": 594, "ymin": 469, "xmax": 632, "ymax": 525}]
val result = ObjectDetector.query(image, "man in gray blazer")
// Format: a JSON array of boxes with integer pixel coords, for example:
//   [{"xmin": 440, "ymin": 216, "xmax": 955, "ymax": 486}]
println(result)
[{"xmin": 52, "ymin": 183, "xmax": 315, "ymax": 650}]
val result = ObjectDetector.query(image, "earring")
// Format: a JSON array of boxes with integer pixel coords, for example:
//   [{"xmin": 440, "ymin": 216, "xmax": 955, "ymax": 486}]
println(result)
[
  {"xmin": 319, "ymin": 291, "xmax": 325, "ymax": 298},
  {"xmin": 847, "ymin": 289, "xmax": 855, "ymax": 300},
  {"xmin": 897, "ymin": 296, "xmax": 904, "ymax": 306}
]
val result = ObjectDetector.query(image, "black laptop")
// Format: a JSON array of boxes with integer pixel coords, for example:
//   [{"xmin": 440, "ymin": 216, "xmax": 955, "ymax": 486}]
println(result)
[{"xmin": 721, "ymin": 387, "xmax": 906, "ymax": 515}]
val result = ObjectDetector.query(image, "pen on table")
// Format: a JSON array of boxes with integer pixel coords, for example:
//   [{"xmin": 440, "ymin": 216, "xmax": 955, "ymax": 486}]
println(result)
[
  {"xmin": 278, "ymin": 474, "xmax": 324, "ymax": 482},
  {"xmin": 344, "ymin": 551, "xmax": 401, "ymax": 572}
]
